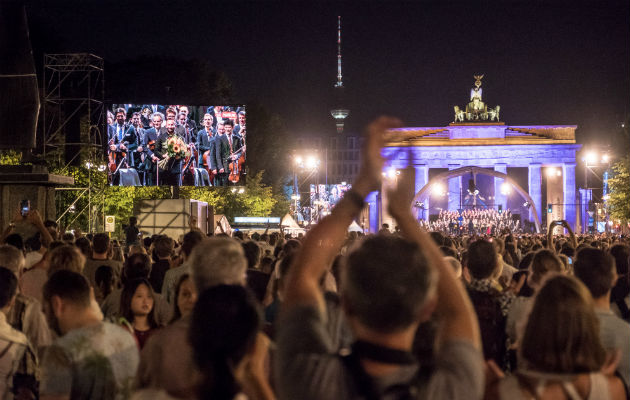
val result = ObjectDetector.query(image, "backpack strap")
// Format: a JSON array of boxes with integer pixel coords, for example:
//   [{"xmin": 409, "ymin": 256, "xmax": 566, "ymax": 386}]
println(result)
[
  {"xmin": 0, "ymin": 341, "xmax": 13, "ymax": 359},
  {"xmin": 340, "ymin": 340, "xmax": 420, "ymax": 400}
]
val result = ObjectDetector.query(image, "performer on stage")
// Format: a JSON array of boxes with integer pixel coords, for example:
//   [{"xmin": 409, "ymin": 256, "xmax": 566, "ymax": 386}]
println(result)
[
  {"xmin": 178, "ymin": 105, "xmax": 198, "ymax": 134},
  {"xmin": 196, "ymin": 113, "xmax": 216, "ymax": 169},
  {"xmin": 108, "ymin": 108, "xmax": 136, "ymax": 185},
  {"xmin": 214, "ymin": 120, "xmax": 243, "ymax": 186},
  {"xmin": 153, "ymin": 119, "xmax": 183, "ymax": 186},
  {"xmin": 177, "ymin": 112, "xmax": 196, "ymax": 145},
  {"xmin": 139, "ymin": 112, "xmax": 163, "ymax": 186}
]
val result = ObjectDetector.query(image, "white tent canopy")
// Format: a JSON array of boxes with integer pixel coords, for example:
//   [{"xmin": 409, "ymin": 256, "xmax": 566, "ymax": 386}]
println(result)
[
  {"xmin": 348, "ymin": 220, "xmax": 363, "ymax": 232},
  {"xmin": 281, "ymin": 213, "xmax": 305, "ymax": 234}
]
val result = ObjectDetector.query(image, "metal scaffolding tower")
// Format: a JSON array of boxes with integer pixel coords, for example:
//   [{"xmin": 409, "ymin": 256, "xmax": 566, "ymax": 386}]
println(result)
[
  {"xmin": 42, "ymin": 53, "xmax": 105, "ymax": 164},
  {"xmin": 43, "ymin": 54, "xmax": 105, "ymax": 232}
]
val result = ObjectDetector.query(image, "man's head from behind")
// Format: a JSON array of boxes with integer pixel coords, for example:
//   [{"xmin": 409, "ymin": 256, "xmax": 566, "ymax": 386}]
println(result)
[
  {"xmin": 92, "ymin": 233, "xmax": 110, "ymax": 255},
  {"xmin": 154, "ymin": 236, "xmax": 174, "ymax": 259},
  {"xmin": 0, "ymin": 244, "xmax": 25, "ymax": 277},
  {"xmin": 342, "ymin": 235, "xmax": 437, "ymax": 334},
  {"xmin": 43, "ymin": 270, "xmax": 92, "ymax": 335},
  {"xmin": 181, "ymin": 230, "xmax": 204, "ymax": 260},
  {"xmin": 48, "ymin": 245, "xmax": 86, "ymax": 276},
  {"xmin": 466, "ymin": 239, "xmax": 498, "ymax": 280},
  {"xmin": 574, "ymin": 247, "xmax": 616, "ymax": 299},
  {"xmin": 0, "ymin": 267, "xmax": 18, "ymax": 312},
  {"xmin": 123, "ymin": 253, "xmax": 152, "ymax": 284},
  {"xmin": 190, "ymin": 237, "xmax": 247, "ymax": 293}
]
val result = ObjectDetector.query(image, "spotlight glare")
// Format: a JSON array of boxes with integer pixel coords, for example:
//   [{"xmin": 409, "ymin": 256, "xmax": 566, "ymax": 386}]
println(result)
[
  {"xmin": 432, "ymin": 183, "xmax": 446, "ymax": 196},
  {"xmin": 585, "ymin": 152, "xmax": 597, "ymax": 164}
]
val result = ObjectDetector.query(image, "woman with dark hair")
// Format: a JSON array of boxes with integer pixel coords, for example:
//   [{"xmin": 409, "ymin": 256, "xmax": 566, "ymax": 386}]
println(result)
[
  {"xmin": 490, "ymin": 275, "xmax": 625, "ymax": 399},
  {"xmin": 507, "ymin": 249, "xmax": 565, "ymax": 352},
  {"xmin": 189, "ymin": 285, "xmax": 273, "ymax": 400},
  {"xmin": 169, "ymin": 274, "xmax": 197, "ymax": 323},
  {"xmin": 120, "ymin": 278, "xmax": 161, "ymax": 349}
]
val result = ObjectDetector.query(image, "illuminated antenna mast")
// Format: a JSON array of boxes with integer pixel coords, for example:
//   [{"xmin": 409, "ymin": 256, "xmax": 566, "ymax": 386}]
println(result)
[
  {"xmin": 335, "ymin": 15, "xmax": 343, "ymax": 88},
  {"xmin": 330, "ymin": 16, "xmax": 349, "ymax": 133}
]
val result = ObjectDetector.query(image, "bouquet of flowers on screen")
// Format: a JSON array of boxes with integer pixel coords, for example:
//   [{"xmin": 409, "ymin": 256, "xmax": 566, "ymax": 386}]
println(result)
[{"xmin": 157, "ymin": 135, "xmax": 190, "ymax": 170}]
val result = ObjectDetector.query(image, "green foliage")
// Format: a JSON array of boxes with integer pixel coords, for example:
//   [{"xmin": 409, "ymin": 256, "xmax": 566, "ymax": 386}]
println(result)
[
  {"xmin": 0, "ymin": 150, "xmax": 22, "ymax": 165},
  {"xmin": 50, "ymin": 163, "xmax": 286, "ymax": 236},
  {"xmin": 608, "ymin": 155, "xmax": 630, "ymax": 223}
]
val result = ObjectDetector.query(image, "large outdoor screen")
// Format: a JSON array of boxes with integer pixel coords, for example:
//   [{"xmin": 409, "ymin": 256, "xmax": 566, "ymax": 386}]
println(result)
[{"xmin": 106, "ymin": 104, "xmax": 246, "ymax": 186}]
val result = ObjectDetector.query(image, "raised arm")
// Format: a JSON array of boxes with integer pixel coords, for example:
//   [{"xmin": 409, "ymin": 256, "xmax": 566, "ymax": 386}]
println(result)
[
  {"xmin": 283, "ymin": 117, "xmax": 401, "ymax": 316},
  {"xmin": 546, "ymin": 220, "xmax": 558, "ymax": 252},
  {"xmin": 387, "ymin": 167, "xmax": 481, "ymax": 349},
  {"xmin": 561, "ymin": 219, "xmax": 577, "ymax": 249},
  {"xmin": 28, "ymin": 209, "xmax": 54, "ymax": 248}
]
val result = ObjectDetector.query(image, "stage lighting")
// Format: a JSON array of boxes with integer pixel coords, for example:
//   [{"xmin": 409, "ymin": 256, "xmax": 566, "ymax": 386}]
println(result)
[
  {"xmin": 546, "ymin": 167, "xmax": 557, "ymax": 177},
  {"xmin": 295, "ymin": 156, "xmax": 303, "ymax": 165},
  {"xmin": 386, "ymin": 168, "xmax": 397, "ymax": 179},
  {"xmin": 585, "ymin": 152, "xmax": 597, "ymax": 164},
  {"xmin": 500, "ymin": 182, "xmax": 511, "ymax": 195},
  {"xmin": 305, "ymin": 156, "xmax": 318, "ymax": 169},
  {"xmin": 602, "ymin": 154, "xmax": 609, "ymax": 163},
  {"xmin": 432, "ymin": 183, "xmax": 446, "ymax": 196}
]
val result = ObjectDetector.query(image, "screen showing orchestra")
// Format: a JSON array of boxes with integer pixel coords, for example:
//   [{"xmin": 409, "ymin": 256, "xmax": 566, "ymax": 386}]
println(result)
[{"xmin": 107, "ymin": 104, "xmax": 247, "ymax": 186}]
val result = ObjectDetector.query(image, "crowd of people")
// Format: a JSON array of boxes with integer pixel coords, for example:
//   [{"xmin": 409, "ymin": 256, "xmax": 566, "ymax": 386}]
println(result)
[
  {"xmin": 0, "ymin": 117, "xmax": 629, "ymax": 399},
  {"xmin": 107, "ymin": 105, "xmax": 246, "ymax": 187},
  {"xmin": 425, "ymin": 208, "xmax": 521, "ymax": 235}
]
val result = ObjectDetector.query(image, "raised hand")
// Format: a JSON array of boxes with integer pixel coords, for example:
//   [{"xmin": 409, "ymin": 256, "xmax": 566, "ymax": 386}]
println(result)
[
  {"xmin": 353, "ymin": 116, "xmax": 402, "ymax": 197},
  {"xmin": 386, "ymin": 166, "xmax": 415, "ymax": 220}
]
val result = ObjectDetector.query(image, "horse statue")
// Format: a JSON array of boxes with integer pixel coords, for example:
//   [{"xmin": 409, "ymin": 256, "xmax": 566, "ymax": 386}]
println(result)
[
  {"xmin": 487, "ymin": 105, "xmax": 501, "ymax": 121},
  {"xmin": 453, "ymin": 106, "xmax": 465, "ymax": 122}
]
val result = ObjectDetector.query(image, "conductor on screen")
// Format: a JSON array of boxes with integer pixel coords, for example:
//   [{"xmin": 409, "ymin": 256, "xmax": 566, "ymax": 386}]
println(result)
[{"xmin": 153, "ymin": 119, "xmax": 184, "ymax": 186}]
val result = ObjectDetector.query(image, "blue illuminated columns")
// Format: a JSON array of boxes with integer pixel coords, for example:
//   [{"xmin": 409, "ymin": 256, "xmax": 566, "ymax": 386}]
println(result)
[{"xmin": 377, "ymin": 124, "xmax": 581, "ymax": 233}]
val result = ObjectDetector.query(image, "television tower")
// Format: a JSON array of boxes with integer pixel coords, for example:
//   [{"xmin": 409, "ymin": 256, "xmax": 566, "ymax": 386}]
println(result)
[{"xmin": 330, "ymin": 16, "xmax": 349, "ymax": 134}]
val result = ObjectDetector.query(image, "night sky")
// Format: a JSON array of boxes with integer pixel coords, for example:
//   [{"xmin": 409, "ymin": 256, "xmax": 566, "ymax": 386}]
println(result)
[{"xmin": 25, "ymin": 0, "xmax": 630, "ymax": 151}]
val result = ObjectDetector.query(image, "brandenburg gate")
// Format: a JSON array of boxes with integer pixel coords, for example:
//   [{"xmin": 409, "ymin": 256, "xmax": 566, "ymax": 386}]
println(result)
[{"xmin": 366, "ymin": 76, "xmax": 581, "ymax": 233}]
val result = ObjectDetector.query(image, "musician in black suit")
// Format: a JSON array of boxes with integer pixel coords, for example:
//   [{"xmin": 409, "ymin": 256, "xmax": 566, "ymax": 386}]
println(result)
[
  {"xmin": 234, "ymin": 110, "xmax": 246, "ymax": 136},
  {"xmin": 214, "ymin": 120, "xmax": 243, "ymax": 186},
  {"xmin": 196, "ymin": 113, "xmax": 216, "ymax": 168},
  {"xmin": 139, "ymin": 112, "xmax": 163, "ymax": 186},
  {"xmin": 108, "ymin": 108, "xmax": 137, "ymax": 185},
  {"xmin": 177, "ymin": 112, "xmax": 197, "ymax": 145},
  {"xmin": 153, "ymin": 119, "xmax": 183, "ymax": 186},
  {"xmin": 178, "ymin": 105, "xmax": 198, "ymax": 134},
  {"xmin": 129, "ymin": 112, "xmax": 146, "ymax": 168}
]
